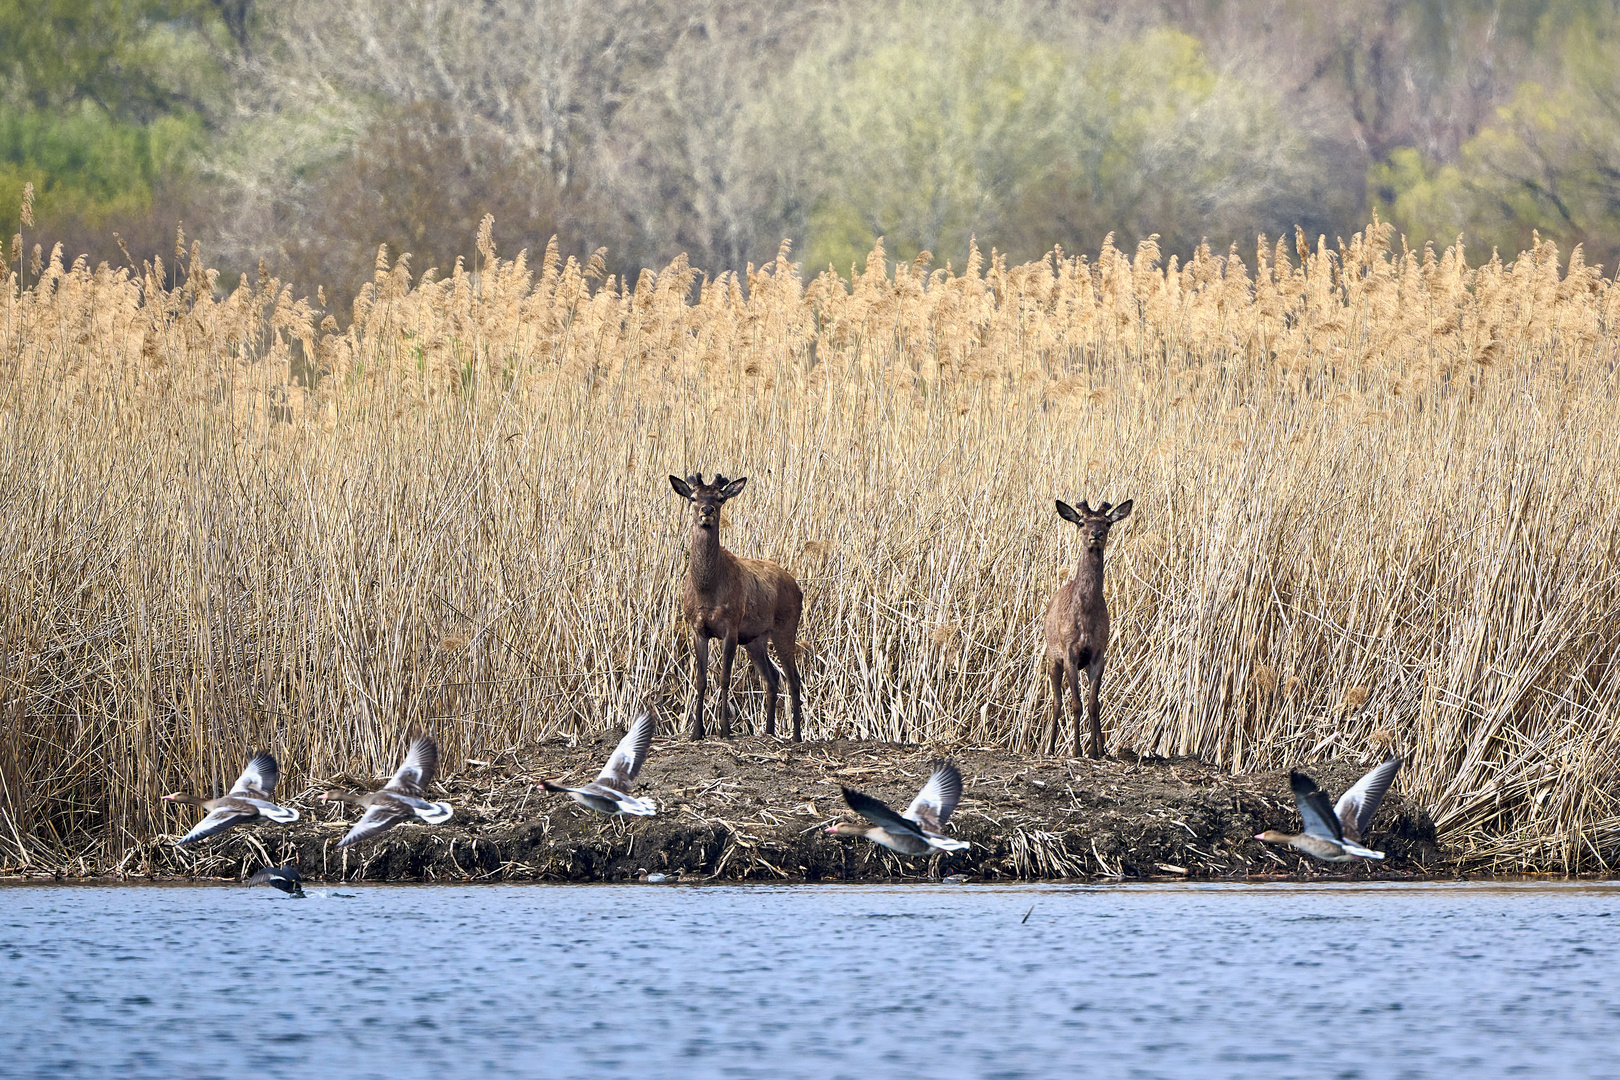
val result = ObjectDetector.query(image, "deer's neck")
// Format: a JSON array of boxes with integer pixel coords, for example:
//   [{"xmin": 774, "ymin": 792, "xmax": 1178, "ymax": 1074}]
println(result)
[
  {"xmin": 1071, "ymin": 547, "xmax": 1106, "ymax": 599},
  {"xmin": 688, "ymin": 525, "xmax": 728, "ymax": 594}
]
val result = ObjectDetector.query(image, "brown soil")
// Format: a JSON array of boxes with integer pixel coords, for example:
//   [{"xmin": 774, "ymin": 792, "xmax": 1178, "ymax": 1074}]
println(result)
[{"xmin": 17, "ymin": 735, "xmax": 1445, "ymax": 884}]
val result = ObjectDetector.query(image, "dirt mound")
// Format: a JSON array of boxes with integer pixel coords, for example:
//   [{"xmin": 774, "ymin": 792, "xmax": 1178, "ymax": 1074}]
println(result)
[{"xmin": 53, "ymin": 736, "xmax": 1443, "ymax": 884}]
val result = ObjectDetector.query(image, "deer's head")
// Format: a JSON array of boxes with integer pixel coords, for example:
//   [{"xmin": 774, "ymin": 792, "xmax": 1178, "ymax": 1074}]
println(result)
[
  {"xmin": 1056, "ymin": 498, "xmax": 1133, "ymax": 551},
  {"xmin": 670, "ymin": 472, "xmax": 747, "ymax": 531}
]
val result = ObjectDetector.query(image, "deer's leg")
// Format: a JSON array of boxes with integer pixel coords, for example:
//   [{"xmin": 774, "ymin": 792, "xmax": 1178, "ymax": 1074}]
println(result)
[
  {"xmin": 717, "ymin": 628, "xmax": 738, "ymax": 738},
  {"xmin": 1066, "ymin": 652, "xmax": 1089, "ymax": 758},
  {"xmin": 744, "ymin": 637, "xmax": 781, "ymax": 737},
  {"xmin": 691, "ymin": 632, "xmax": 709, "ymax": 741},
  {"xmin": 778, "ymin": 635, "xmax": 804, "ymax": 743},
  {"xmin": 1045, "ymin": 656, "xmax": 1065, "ymax": 755},
  {"xmin": 1085, "ymin": 655, "xmax": 1107, "ymax": 759}
]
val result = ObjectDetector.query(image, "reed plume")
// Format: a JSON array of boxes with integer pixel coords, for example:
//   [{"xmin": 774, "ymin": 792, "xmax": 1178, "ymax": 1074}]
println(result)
[{"xmin": 1, "ymin": 219, "xmax": 1616, "ymax": 874}]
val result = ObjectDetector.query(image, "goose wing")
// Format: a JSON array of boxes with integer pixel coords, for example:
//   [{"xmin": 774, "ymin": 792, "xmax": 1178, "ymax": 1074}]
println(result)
[
  {"xmin": 579, "ymin": 782, "xmax": 656, "ymax": 817},
  {"xmin": 238, "ymin": 796, "xmax": 300, "ymax": 824},
  {"xmin": 387, "ymin": 737, "xmax": 438, "ymax": 795},
  {"xmin": 841, "ymin": 786, "xmax": 927, "ymax": 841},
  {"xmin": 1289, "ymin": 771, "xmax": 1346, "ymax": 843},
  {"xmin": 247, "ymin": 865, "xmax": 302, "ymax": 889},
  {"xmin": 176, "ymin": 798, "xmax": 258, "ymax": 844},
  {"xmin": 336, "ymin": 796, "xmax": 411, "ymax": 847},
  {"xmin": 1335, "ymin": 757, "xmax": 1403, "ymax": 843},
  {"xmin": 230, "ymin": 752, "xmax": 279, "ymax": 797},
  {"xmin": 374, "ymin": 790, "xmax": 453, "ymax": 823},
  {"xmin": 904, "ymin": 760, "xmax": 964, "ymax": 833},
  {"xmin": 597, "ymin": 711, "xmax": 655, "ymax": 791}
]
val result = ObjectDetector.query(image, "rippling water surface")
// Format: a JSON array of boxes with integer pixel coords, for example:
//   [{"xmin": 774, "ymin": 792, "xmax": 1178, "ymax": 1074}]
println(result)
[{"xmin": 3, "ymin": 880, "xmax": 1618, "ymax": 1079}]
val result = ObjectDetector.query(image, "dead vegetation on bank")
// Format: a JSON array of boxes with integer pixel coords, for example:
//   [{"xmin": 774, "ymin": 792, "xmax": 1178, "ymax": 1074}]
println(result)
[
  {"xmin": 1, "ymin": 219, "xmax": 1618, "ymax": 876},
  {"xmin": 2, "ymin": 738, "xmax": 1443, "ymax": 883}
]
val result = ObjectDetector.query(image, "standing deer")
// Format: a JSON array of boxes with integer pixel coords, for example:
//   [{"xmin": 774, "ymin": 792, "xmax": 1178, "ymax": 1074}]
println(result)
[
  {"xmin": 669, "ymin": 473, "xmax": 805, "ymax": 741},
  {"xmin": 1044, "ymin": 497, "xmax": 1132, "ymax": 758}
]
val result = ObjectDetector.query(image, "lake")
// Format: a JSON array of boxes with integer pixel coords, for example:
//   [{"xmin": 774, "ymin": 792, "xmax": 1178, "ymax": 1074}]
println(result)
[{"xmin": 2, "ymin": 880, "xmax": 1616, "ymax": 1079}]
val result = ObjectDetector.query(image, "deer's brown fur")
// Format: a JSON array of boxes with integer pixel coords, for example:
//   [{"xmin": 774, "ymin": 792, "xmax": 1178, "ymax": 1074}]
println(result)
[
  {"xmin": 1043, "ymin": 497, "xmax": 1132, "ymax": 758},
  {"xmin": 670, "ymin": 473, "xmax": 804, "ymax": 741}
]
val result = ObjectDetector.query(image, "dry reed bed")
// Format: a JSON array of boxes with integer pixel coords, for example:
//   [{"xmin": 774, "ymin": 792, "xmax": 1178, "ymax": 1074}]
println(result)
[{"xmin": 1, "ymin": 219, "xmax": 1617, "ymax": 875}]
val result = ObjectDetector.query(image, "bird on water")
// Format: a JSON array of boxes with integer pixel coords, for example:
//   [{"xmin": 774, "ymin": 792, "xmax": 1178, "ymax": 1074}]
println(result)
[
  {"xmin": 322, "ymin": 735, "xmax": 454, "ymax": 848},
  {"xmin": 247, "ymin": 865, "xmax": 306, "ymax": 897},
  {"xmin": 1255, "ymin": 758, "xmax": 1404, "ymax": 862},
  {"xmin": 540, "ymin": 710, "xmax": 658, "ymax": 817},
  {"xmin": 163, "ymin": 752, "xmax": 300, "ymax": 845},
  {"xmin": 828, "ymin": 759, "xmax": 971, "ymax": 855}
]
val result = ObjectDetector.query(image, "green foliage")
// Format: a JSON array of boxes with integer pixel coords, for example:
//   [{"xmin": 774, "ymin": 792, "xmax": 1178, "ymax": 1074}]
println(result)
[
  {"xmin": 0, "ymin": 0, "xmax": 230, "ymax": 264},
  {"xmin": 762, "ymin": 8, "xmax": 1333, "ymax": 273},
  {"xmin": 0, "ymin": 103, "xmax": 204, "ymax": 244},
  {"xmin": 1050, "ymin": 28, "xmax": 1331, "ymax": 255},
  {"xmin": 0, "ymin": 0, "xmax": 230, "ymax": 122},
  {"xmin": 1372, "ymin": 14, "xmax": 1620, "ymax": 268},
  {"xmin": 18, "ymin": 0, "xmax": 1620, "ymax": 293},
  {"xmin": 770, "ymin": 6, "xmax": 1070, "ymax": 272}
]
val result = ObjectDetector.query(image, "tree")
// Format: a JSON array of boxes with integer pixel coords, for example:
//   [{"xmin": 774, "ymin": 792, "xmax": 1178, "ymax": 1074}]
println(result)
[
  {"xmin": 210, "ymin": 0, "xmax": 669, "ymax": 292},
  {"xmin": 591, "ymin": 2, "xmax": 827, "ymax": 276},
  {"xmin": 755, "ymin": 5, "xmax": 1337, "ymax": 272},
  {"xmin": 0, "ymin": 0, "xmax": 232, "ymax": 123},
  {"xmin": 279, "ymin": 101, "xmax": 575, "ymax": 319},
  {"xmin": 1372, "ymin": 18, "xmax": 1620, "ymax": 270},
  {"xmin": 0, "ymin": 0, "xmax": 231, "ymax": 265}
]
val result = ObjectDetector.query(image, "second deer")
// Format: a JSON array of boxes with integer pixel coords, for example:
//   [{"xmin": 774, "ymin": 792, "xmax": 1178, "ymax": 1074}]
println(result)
[
  {"xmin": 670, "ymin": 473, "xmax": 805, "ymax": 741},
  {"xmin": 1044, "ymin": 497, "xmax": 1132, "ymax": 758}
]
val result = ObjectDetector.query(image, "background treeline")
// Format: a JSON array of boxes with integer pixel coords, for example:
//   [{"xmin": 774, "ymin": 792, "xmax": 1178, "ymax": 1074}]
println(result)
[{"xmin": 7, "ymin": 0, "xmax": 1620, "ymax": 315}]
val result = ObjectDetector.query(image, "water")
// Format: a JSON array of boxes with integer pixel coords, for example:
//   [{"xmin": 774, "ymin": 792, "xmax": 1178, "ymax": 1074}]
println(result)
[{"xmin": 2, "ymin": 880, "xmax": 1617, "ymax": 1079}]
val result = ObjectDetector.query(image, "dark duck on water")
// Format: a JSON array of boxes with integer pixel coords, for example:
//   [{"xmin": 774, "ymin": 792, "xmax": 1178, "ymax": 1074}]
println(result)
[{"xmin": 247, "ymin": 865, "xmax": 306, "ymax": 897}]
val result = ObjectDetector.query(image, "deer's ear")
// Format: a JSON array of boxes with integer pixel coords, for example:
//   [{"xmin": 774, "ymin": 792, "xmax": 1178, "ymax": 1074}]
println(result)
[
  {"xmin": 1108, "ymin": 499, "xmax": 1133, "ymax": 522},
  {"xmin": 1055, "ymin": 500, "xmax": 1083, "ymax": 525},
  {"xmin": 718, "ymin": 476, "xmax": 748, "ymax": 500},
  {"xmin": 669, "ymin": 475, "xmax": 694, "ymax": 499}
]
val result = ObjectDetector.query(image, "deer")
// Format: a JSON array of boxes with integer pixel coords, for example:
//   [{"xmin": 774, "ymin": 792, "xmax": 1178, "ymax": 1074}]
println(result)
[
  {"xmin": 1043, "ymin": 497, "xmax": 1132, "ymax": 758},
  {"xmin": 669, "ymin": 473, "xmax": 805, "ymax": 741}
]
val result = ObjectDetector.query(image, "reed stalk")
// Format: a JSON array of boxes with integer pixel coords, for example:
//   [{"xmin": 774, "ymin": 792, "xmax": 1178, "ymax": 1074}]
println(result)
[{"xmin": 1, "ymin": 221, "xmax": 1616, "ymax": 873}]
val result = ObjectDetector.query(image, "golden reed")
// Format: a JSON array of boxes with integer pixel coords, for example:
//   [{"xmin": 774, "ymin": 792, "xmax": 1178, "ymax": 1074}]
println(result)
[{"xmin": 1, "ymin": 214, "xmax": 1616, "ymax": 873}]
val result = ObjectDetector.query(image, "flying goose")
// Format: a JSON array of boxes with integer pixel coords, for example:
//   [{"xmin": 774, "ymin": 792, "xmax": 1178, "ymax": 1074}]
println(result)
[
  {"xmin": 1256, "ymin": 758, "xmax": 1404, "ymax": 862},
  {"xmin": 164, "ymin": 752, "xmax": 300, "ymax": 845},
  {"xmin": 322, "ymin": 736, "xmax": 454, "ymax": 848},
  {"xmin": 540, "ymin": 710, "xmax": 657, "ymax": 816},
  {"xmin": 828, "ymin": 759, "xmax": 971, "ymax": 855},
  {"xmin": 247, "ymin": 865, "xmax": 306, "ymax": 897}
]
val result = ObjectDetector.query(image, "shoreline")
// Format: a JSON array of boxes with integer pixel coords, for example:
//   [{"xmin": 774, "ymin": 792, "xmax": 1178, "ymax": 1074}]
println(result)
[
  {"xmin": 7, "ymin": 874, "xmax": 1611, "ymax": 886},
  {"xmin": 1, "ymin": 736, "xmax": 1471, "ymax": 884}
]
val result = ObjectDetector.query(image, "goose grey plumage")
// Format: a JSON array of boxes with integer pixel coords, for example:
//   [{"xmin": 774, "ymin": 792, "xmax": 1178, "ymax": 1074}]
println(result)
[
  {"xmin": 164, "ymin": 752, "xmax": 299, "ymax": 845},
  {"xmin": 322, "ymin": 736, "xmax": 454, "ymax": 847},
  {"xmin": 828, "ymin": 759, "xmax": 970, "ymax": 855},
  {"xmin": 540, "ymin": 710, "xmax": 657, "ymax": 816},
  {"xmin": 1256, "ymin": 758, "xmax": 1403, "ymax": 862}
]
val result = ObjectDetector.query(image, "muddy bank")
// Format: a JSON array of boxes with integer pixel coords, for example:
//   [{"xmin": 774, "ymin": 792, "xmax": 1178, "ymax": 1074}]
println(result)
[{"xmin": 14, "ymin": 736, "xmax": 1445, "ymax": 884}]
